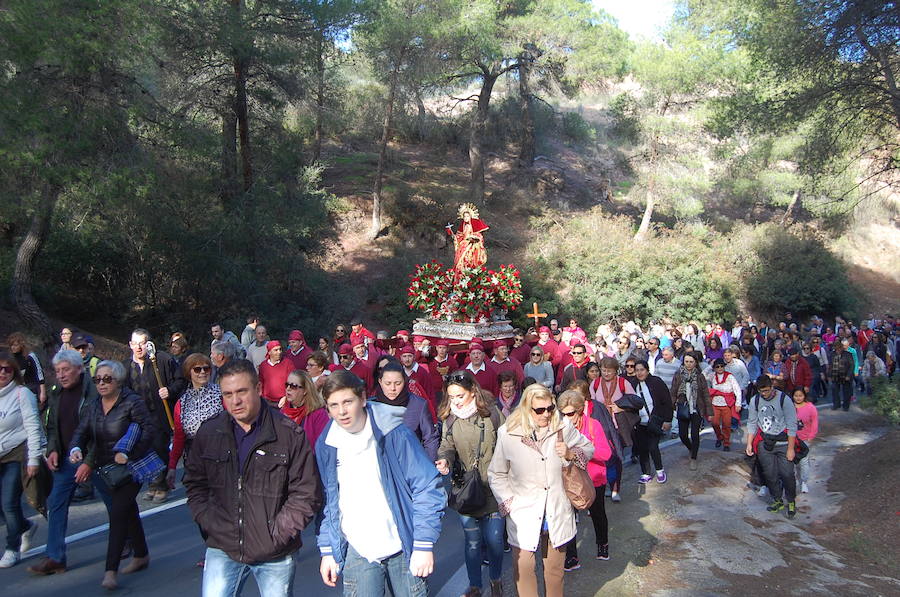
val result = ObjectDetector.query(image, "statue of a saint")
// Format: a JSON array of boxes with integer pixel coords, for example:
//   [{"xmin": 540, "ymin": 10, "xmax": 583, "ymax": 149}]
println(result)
[{"xmin": 445, "ymin": 203, "xmax": 489, "ymax": 275}]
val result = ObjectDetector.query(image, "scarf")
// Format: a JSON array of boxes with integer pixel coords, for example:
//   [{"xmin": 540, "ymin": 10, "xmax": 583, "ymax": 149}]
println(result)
[
  {"xmin": 372, "ymin": 384, "xmax": 410, "ymax": 408},
  {"xmin": 599, "ymin": 377, "xmax": 618, "ymax": 408},
  {"xmin": 678, "ymin": 366, "xmax": 699, "ymax": 412},
  {"xmin": 496, "ymin": 391, "xmax": 517, "ymax": 417},
  {"xmin": 180, "ymin": 384, "xmax": 224, "ymax": 438},
  {"xmin": 282, "ymin": 403, "xmax": 309, "ymax": 426},
  {"xmin": 450, "ymin": 399, "xmax": 479, "ymax": 420}
]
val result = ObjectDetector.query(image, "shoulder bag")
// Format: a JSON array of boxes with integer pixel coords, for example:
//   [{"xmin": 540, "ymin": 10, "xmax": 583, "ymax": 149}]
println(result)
[
  {"xmin": 98, "ymin": 462, "xmax": 133, "ymax": 490},
  {"xmin": 557, "ymin": 429, "xmax": 596, "ymax": 510},
  {"xmin": 448, "ymin": 419, "xmax": 487, "ymax": 515}
]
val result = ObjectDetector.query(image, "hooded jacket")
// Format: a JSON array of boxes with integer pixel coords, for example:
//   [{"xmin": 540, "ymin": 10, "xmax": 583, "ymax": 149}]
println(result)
[{"xmin": 315, "ymin": 401, "xmax": 446, "ymax": 571}]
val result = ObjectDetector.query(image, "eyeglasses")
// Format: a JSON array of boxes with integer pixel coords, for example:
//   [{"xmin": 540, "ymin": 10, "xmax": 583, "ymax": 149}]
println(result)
[
  {"xmin": 339, "ymin": 354, "xmax": 352, "ymax": 360},
  {"xmin": 92, "ymin": 375, "xmax": 115, "ymax": 385},
  {"xmin": 0, "ymin": 365, "xmax": 14, "ymax": 375},
  {"xmin": 625, "ymin": 364, "xmax": 635, "ymax": 368},
  {"xmin": 561, "ymin": 410, "xmax": 578, "ymax": 417},
  {"xmin": 571, "ymin": 351, "xmax": 585, "ymax": 355},
  {"xmin": 714, "ymin": 365, "xmax": 724, "ymax": 369},
  {"xmin": 335, "ymin": 328, "xmax": 345, "ymax": 333},
  {"xmin": 531, "ymin": 404, "xmax": 555, "ymax": 415},
  {"xmin": 530, "ymin": 352, "xmax": 542, "ymax": 356},
  {"xmin": 285, "ymin": 382, "xmax": 302, "ymax": 390},
  {"xmin": 192, "ymin": 365, "xmax": 211, "ymax": 374}
]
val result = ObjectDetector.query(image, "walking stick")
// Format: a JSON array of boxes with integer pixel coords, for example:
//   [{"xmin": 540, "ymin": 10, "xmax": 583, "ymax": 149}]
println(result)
[{"xmin": 145, "ymin": 341, "xmax": 175, "ymax": 430}]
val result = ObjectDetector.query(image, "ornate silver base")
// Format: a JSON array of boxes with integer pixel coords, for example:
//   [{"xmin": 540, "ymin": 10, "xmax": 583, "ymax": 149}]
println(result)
[{"xmin": 412, "ymin": 318, "xmax": 515, "ymax": 342}]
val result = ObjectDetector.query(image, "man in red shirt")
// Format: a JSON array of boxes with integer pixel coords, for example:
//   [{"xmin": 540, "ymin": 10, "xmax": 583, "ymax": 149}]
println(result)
[
  {"xmin": 349, "ymin": 318, "xmax": 375, "ymax": 350},
  {"xmin": 428, "ymin": 339, "xmax": 458, "ymax": 399},
  {"xmin": 257, "ymin": 340, "xmax": 293, "ymax": 406},
  {"xmin": 465, "ymin": 343, "xmax": 499, "ymax": 396},
  {"xmin": 285, "ymin": 330, "xmax": 313, "ymax": 371},
  {"xmin": 400, "ymin": 345, "xmax": 435, "ymax": 410},
  {"xmin": 510, "ymin": 329, "xmax": 533, "ymax": 365},
  {"xmin": 489, "ymin": 338, "xmax": 525, "ymax": 389},
  {"xmin": 537, "ymin": 326, "xmax": 560, "ymax": 368},
  {"xmin": 338, "ymin": 343, "xmax": 374, "ymax": 396}
]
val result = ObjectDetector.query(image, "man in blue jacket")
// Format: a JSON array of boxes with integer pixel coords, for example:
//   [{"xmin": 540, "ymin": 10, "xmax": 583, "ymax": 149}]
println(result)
[{"xmin": 316, "ymin": 370, "xmax": 445, "ymax": 596}]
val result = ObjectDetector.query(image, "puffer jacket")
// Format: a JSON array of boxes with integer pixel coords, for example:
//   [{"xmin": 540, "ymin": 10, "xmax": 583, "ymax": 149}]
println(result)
[
  {"xmin": 183, "ymin": 404, "xmax": 322, "ymax": 565},
  {"xmin": 69, "ymin": 388, "xmax": 156, "ymax": 468}
]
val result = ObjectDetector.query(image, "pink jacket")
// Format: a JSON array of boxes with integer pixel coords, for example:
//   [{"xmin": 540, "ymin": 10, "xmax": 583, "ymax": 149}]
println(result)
[
  {"xmin": 577, "ymin": 416, "xmax": 612, "ymax": 487},
  {"xmin": 795, "ymin": 402, "xmax": 818, "ymax": 443}
]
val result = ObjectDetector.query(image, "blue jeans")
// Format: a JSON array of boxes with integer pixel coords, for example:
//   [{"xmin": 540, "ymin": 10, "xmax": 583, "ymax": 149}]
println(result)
[
  {"xmin": 45, "ymin": 459, "xmax": 110, "ymax": 562},
  {"xmin": 832, "ymin": 380, "xmax": 852, "ymax": 410},
  {"xmin": 0, "ymin": 460, "xmax": 27, "ymax": 551},
  {"xmin": 202, "ymin": 547, "xmax": 294, "ymax": 597},
  {"xmin": 342, "ymin": 545, "xmax": 427, "ymax": 597},
  {"xmin": 460, "ymin": 512, "xmax": 504, "ymax": 587}
]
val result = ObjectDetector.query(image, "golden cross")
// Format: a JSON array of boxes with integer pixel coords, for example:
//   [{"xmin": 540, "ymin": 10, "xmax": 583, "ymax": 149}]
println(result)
[{"xmin": 528, "ymin": 302, "xmax": 548, "ymax": 327}]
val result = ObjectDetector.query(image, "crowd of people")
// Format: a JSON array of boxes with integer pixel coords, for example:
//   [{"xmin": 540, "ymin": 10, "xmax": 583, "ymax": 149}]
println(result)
[{"xmin": 0, "ymin": 311, "xmax": 896, "ymax": 595}]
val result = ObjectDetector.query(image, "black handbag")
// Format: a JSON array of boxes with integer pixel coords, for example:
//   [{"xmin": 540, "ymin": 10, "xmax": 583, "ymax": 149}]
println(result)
[
  {"xmin": 614, "ymin": 393, "xmax": 646, "ymax": 413},
  {"xmin": 676, "ymin": 401, "xmax": 691, "ymax": 421},
  {"xmin": 448, "ymin": 421, "xmax": 487, "ymax": 515},
  {"xmin": 98, "ymin": 463, "xmax": 132, "ymax": 490}
]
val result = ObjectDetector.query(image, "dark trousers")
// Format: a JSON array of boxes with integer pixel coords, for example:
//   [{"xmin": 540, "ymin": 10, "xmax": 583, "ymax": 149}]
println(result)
[
  {"xmin": 757, "ymin": 444, "xmax": 796, "ymax": 503},
  {"xmin": 633, "ymin": 425, "xmax": 663, "ymax": 475},
  {"xmin": 565, "ymin": 483, "xmax": 608, "ymax": 562},
  {"xmin": 831, "ymin": 380, "xmax": 852, "ymax": 410},
  {"xmin": 678, "ymin": 412, "xmax": 702, "ymax": 459},
  {"xmin": 106, "ymin": 481, "xmax": 148, "ymax": 571},
  {"xmin": 148, "ymin": 430, "xmax": 172, "ymax": 492}
]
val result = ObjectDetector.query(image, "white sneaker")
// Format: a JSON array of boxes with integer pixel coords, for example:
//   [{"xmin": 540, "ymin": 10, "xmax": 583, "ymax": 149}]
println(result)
[
  {"xmin": 757, "ymin": 486, "xmax": 768, "ymax": 497},
  {"xmin": 0, "ymin": 549, "xmax": 20, "ymax": 568},
  {"xmin": 801, "ymin": 482, "xmax": 809, "ymax": 494},
  {"xmin": 20, "ymin": 520, "xmax": 37, "ymax": 554}
]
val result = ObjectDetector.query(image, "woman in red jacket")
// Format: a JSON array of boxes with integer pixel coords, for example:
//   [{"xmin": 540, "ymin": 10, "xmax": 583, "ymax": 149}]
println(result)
[{"xmin": 558, "ymin": 390, "xmax": 613, "ymax": 568}]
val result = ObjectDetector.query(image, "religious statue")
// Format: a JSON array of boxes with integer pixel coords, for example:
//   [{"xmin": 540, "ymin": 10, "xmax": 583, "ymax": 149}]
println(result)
[{"xmin": 445, "ymin": 203, "xmax": 489, "ymax": 274}]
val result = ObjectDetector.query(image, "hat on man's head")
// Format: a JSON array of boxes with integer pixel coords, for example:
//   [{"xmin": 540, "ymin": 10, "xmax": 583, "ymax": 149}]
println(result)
[
  {"xmin": 72, "ymin": 333, "xmax": 89, "ymax": 348},
  {"xmin": 266, "ymin": 340, "xmax": 281, "ymax": 354},
  {"xmin": 539, "ymin": 326, "xmax": 551, "ymax": 334},
  {"xmin": 338, "ymin": 344, "xmax": 354, "ymax": 356},
  {"xmin": 435, "ymin": 339, "xmax": 450, "ymax": 347},
  {"xmin": 469, "ymin": 342, "xmax": 485, "ymax": 354},
  {"xmin": 288, "ymin": 330, "xmax": 304, "ymax": 342},
  {"xmin": 399, "ymin": 345, "xmax": 416, "ymax": 356}
]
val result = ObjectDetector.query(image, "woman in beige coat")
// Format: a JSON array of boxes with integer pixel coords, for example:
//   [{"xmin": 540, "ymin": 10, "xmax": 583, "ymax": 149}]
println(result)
[{"xmin": 488, "ymin": 384, "xmax": 594, "ymax": 597}]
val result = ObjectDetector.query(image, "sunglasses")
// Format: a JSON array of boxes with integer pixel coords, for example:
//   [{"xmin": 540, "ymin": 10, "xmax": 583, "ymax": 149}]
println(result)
[
  {"xmin": 285, "ymin": 382, "xmax": 302, "ymax": 390},
  {"xmin": 625, "ymin": 364, "xmax": 635, "ymax": 368},
  {"xmin": 532, "ymin": 404, "xmax": 555, "ymax": 415},
  {"xmin": 0, "ymin": 365, "xmax": 15, "ymax": 375},
  {"xmin": 447, "ymin": 372, "xmax": 468, "ymax": 383},
  {"xmin": 335, "ymin": 329, "xmax": 345, "ymax": 333},
  {"xmin": 192, "ymin": 365, "xmax": 211, "ymax": 374},
  {"xmin": 339, "ymin": 354, "xmax": 352, "ymax": 360},
  {"xmin": 571, "ymin": 351, "xmax": 585, "ymax": 355},
  {"xmin": 561, "ymin": 410, "xmax": 578, "ymax": 417},
  {"xmin": 92, "ymin": 375, "xmax": 115, "ymax": 385},
  {"xmin": 530, "ymin": 352, "xmax": 542, "ymax": 357}
]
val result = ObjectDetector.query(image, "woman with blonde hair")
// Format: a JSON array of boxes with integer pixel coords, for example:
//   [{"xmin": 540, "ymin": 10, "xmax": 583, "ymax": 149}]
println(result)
[
  {"xmin": 558, "ymin": 390, "xmax": 612, "ymax": 567},
  {"xmin": 281, "ymin": 369, "xmax": 330, "ymax": 448},
  {"xmin": 489, "ymin": 384, "xmax": 594, "ymax": 597},
  {"xmin": 435, "ymin": 371, "xmax": 505, "ymax": 597}
]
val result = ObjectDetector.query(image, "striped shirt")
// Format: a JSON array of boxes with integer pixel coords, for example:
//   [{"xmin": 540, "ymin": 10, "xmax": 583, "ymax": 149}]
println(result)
[{"xmin": 655, "ymin": 358, "xmax": 682, "ymax": 390}]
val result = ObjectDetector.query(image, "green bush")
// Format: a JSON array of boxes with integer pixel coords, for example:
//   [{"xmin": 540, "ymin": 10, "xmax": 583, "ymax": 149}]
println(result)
[
  {"xmin": 861, "ymin": 377, "xmax": 900, "ymax": 425},
  {"xmin": 608, "ymin": 92, "xmax": 641, "ymax": 144},
  {"xmin": 560, "ymin": 112, "xmax": 595, "ymax": 145},
  {"xmin": 743, "ymin": 225, "xmax": 859, "ymax": 317}
]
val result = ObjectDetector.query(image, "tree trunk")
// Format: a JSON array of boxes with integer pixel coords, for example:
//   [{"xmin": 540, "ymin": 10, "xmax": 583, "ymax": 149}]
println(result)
[
  {"xmin": 781, "ymin": 190, "xmax": 802, "ymax": 226},
  {"xmin": 371, "ymin": 60, "xmax": 403, "ymax": 240},
  {"xmin": 469, "ymin": 71, "xmax": 498, "ymax": 204},
  {"xmin": 634, "ymin": 135, "xmax": 660, "ymax": 241},
  {"xmin": 220, "ymin": 105, "xmax": 238, "ymax": 204},
  {"xmin": 517, "ymin": 55, "xmax": 535, "ymax": 167},
  {"xmin": 414, "ymin": 87, "xmax": 428, "ymax": 141},
  {"xmin": 10, "ymin": 184, "xmax": 59, "ymax": 349},
  {"xmin": 312, "ymin": 34, "xmax": 325, "ymax": 164},
  {"xmin": 231, "ymin": 0, "xmax": 252, "ymax": 192}
]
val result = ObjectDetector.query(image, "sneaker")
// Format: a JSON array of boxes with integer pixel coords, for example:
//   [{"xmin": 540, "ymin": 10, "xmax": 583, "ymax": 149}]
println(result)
[
  {"xmin": 152, "ymin": 490, "xmax": 169, "ymax": 504},
  {"xmin": 715, "ymin": 440, "xmax": 722, "ymax": 448},
  {"xmin": 611, "ymin": 491, "xmax": 621, "ymax": 502},
  {"xmin": 787, "ymin": 501, "xmax": 796, "ymax": 519},
  {"xmin": 596, "ymin": 544, "xmax": 609, "ymax": 561},
  {"xmin": 757, "ymin": 486, "xmax": 768, "ymax": 497},
  {"xmin": 746, "ymin": 482, "xmax": 759, "ymax": 491},
  {"xmin": 638, "ymin": 474, "xmax": 653, "ymax": 484},
  {"xmin": 605, "ymin": 486, "xmax": 612, "ymax": 497},
  {"xmin": 767, "ymin": 499, "xmax": 784, "ymax": 513},
  {"xmin": 27, "ymin": 557, "xmax": 67, "ymax": 575},
  {"xmin": 0, "ymin": 549, "xmax": 20, "ymax": 568},
  {"xmin": 656, "ymin": 470, "xmax": 667, "ymax": 484},
  {"xmin": 801, "ymin": 482, "xmax": 809, "ymax": 494},
  {"xmin": 503, "ymin": 543, "xmax": 511, "ymax": 553},
  {"xmin": 142, "ymin": 491, "xmax": 157, "ymax": 501},
  {"xmin": 563, "ymin": 557, "xmax": 580, "ymax": 571},
  {"xmin": 689, "ymin": 459, "xmax": 698, "ymax": 471},
  {"xmin": 21, "ymin": 519, "xmax": 38, "ymax": 553}
]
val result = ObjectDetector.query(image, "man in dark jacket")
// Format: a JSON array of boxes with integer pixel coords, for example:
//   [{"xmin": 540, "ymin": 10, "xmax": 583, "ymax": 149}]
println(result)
[
  {"xmin": 28, "ymin": 350, "xmax": 103, "ymax": 575},
  {"xmin": 121, "ymin": 328, "xmax": 186, "ymax": 503},
  {"xmin": 183, "ymin": 359, "xmax": 321, "ymax": 597}
]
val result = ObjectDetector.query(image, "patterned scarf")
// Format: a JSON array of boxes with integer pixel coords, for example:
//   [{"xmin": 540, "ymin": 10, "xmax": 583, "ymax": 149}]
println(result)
[{"xmin": 179, "ymin": 384, "xmax": 224, "ymax": 438}]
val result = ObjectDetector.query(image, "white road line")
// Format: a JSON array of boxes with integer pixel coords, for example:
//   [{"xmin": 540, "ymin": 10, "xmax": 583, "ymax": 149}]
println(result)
[{"xmin": 22, "ymin": 497, "xmax": 188, "ymax": 560}]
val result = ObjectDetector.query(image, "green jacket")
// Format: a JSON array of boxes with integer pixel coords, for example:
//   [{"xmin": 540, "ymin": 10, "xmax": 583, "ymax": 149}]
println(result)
[
  {"xmin": 438, "ymin": 406, "xmax": 504, "ymax": 518},
  {"xmin": 45, "ymin": 374, "xmax": 100, "ymax": 459}
]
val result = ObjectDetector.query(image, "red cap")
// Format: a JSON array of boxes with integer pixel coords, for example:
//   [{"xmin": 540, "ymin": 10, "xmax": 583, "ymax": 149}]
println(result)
[
  {"xmin": 435, "ymin": 339, "xmax": 450, "ymax": 347},
  {"xmin": 338, "ymin": 344, "xmax": 354, "ymax": 356},
  {"xmin": 495, "ymin": 338, "xmax": 512, "ymax": 347},
  {"xmin": 396, "ymin": 330, "xmax": 410, "ymax": 337},
  {"xmin": 266, "ymin": 340, "xmax": 281, "ymax": 354},
  {"xmin": 469, "ymin": 342, "xmax": 485, "ymax": 353},
  {"xmin": 352, "ymin": 337, "xmax": 366, "ymax": 347},
  {"xmin": 539, "ymin": 326, "xmax": 551, "ymax": 333},
  {"xmin": 288, "ymin": 330, "xmax": 304, "ymax": 341},
  {"xmin": 412, "ymin": 335, "xmax": 425, "ymax": 343},
  {"xmin": 399, "ymin": 345, "xmax": 416, "ymax": 356}
]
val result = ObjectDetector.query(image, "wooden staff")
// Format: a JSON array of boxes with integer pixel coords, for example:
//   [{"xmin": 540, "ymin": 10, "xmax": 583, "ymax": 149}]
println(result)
[{"xmin": 146, "ymin": 341, "xmax": 175, "ymax": 430}]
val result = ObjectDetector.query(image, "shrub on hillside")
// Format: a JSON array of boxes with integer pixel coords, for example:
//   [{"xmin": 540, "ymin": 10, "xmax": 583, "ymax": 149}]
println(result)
[
  {"xmin": 861, "ymin": 377, "xmax": 900, "ymax": 425},
  {"xmin": 531, "ymin": 213, "xmax": 738, "ymax": 329},
  {"xmin": 743, "ymin": 225, "xmax": 858, "ymax": 317}
]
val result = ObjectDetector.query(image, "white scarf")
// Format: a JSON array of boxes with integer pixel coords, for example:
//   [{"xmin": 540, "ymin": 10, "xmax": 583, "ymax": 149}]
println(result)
[{"xmin": 450, "ymin": 399, "xmax": 479, "ymax": 420}]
